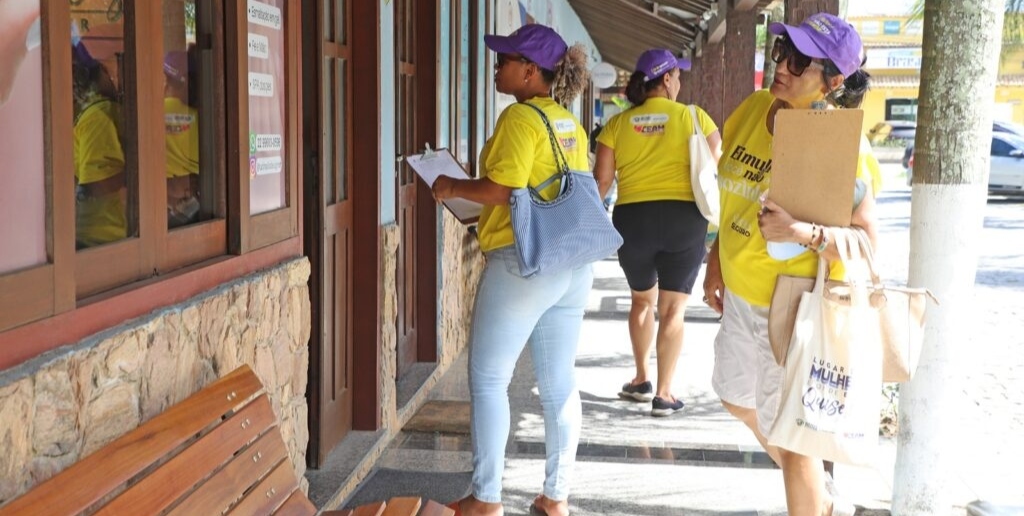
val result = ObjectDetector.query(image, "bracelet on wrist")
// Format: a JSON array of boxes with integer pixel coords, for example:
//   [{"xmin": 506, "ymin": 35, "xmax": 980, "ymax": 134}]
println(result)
[{"xmin": 814, "ymin": 227, "xmax": 830, "ymax": 253}]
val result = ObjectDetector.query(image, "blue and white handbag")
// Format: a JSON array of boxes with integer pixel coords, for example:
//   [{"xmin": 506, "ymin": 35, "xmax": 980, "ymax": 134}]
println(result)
[{"xmin": 509, "ymin": 103, "xmax": 623, "ymax": 278}]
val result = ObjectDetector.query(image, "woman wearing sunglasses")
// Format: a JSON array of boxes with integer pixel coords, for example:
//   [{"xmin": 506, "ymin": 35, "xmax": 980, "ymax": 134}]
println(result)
[
  {"xmin": 702, "ymin": 13, "xmax": 880, "ymax": 516},
  {"xmin": 593, "ymin": 49, "xmax": 721, "ymax": 417},
  {"xmin": 432, "ymin": 23, "xmax": 591, "ymax": 516}
]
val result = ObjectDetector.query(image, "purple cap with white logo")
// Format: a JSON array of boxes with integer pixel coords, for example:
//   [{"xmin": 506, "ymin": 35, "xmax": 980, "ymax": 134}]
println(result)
[
  {"xmin": 769, "ymin": 12, "xmax": 863, "ymax": 76},
  {"xmin": 484, "ymin": 24, "xmax": 568, "ymax": 72},
  {"xmin": 164, "ymin": 51, "xmax": 189, "ymax": 83},
  {"xmin": 635, "ymin": 48, "xmax": 690, "ymax": 81}
]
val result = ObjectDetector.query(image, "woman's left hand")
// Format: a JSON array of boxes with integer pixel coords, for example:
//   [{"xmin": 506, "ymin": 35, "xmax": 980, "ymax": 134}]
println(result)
[
  {"xmin": 432, "ymin": 176, "xmax": 456, "ymax": 201},
  {"xmin": 757, "ymin": 198, "xmax": 802, "ymax": 243}
]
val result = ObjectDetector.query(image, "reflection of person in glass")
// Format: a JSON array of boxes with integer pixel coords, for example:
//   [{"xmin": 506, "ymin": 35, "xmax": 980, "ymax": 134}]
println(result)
[
  {"xmin": 73, "ymin": 42, "xmax": 127, "ymax": 248},
  {"xmin": 0, "ymin": 0, "xmax": 40, "ymax": 107},
  {"xmin": 164, "ymin": 47, "xmax": 201, "ymax": 228}
]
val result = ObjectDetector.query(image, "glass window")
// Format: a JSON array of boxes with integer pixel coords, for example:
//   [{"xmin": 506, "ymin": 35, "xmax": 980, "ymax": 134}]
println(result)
[
  {"xmin": 992, "ymin": 137, "xmax": 1015, "ymax": 157},
  {"xmin": 247, "ymin": 0, "xmax": 288, "ymax": 214},
  {"xmin": 163, "ymin": 0, "xmax": 218, "ymax": 229},
  {"xmin": 0, "ymin": 0, "xmax": 45, "ymax": 273},
  {"xmin": 71, "ymin": 2, "xmax": 133, "ymax": 249}
]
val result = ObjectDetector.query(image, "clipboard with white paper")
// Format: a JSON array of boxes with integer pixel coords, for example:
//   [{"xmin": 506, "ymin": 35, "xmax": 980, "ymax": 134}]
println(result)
[
  {"xmin": 405, "ymin": 148, "xmax": 482, "ymax": 224},
  {"xmin": 769, "ymin": 109, "xmax": 864, "ymax": 228}
]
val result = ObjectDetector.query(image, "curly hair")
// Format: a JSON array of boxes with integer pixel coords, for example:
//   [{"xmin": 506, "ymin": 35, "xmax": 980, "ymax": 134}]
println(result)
[{"xmin": 548, "ymin": 43, "xmax": 590, "ymax": 106}]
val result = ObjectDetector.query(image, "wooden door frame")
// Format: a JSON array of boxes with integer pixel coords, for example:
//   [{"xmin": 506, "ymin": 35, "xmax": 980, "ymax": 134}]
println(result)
[
  {"xmin": 414, "ymin": 0, "xmax": 438, "ymax": 364},
  {"xmin": 351, "ymin": 0, "xmax": 383, "ymax": 431}
]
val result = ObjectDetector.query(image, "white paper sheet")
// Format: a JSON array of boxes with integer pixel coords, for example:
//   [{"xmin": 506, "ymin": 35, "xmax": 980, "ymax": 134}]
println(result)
[{"xmin": 405, "ymin": 148, "xmax": 483, "ymax": 224}]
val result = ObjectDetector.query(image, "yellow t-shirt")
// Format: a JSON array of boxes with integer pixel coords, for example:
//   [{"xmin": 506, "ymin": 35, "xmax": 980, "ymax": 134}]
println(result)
[
  {"xmin": 476, "ymin": 97, "xmax": 590, "ymax": 252},
  {"xmin": 165, "ymin": 97, "xmax": 200, "ymax": 178},
  {"xmin": 596, "ymin": 97, "xmax": 717, "ymax": 205},
  {"xmin": 74, "ymin": 99, "xmax": 127, "ymax": 247},
  {"xmin": 717, "ymin": 90, "xmax": 882, "ymax": 307},
  {"xmin": 74, "ymin": 99, "xmax": 124, "ymax": 185}
]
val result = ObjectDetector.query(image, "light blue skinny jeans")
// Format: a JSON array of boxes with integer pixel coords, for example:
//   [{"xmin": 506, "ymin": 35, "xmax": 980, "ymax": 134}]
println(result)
[{"xmin": 468, "ymin": 246, "xmax": 593, "ymax": 504}]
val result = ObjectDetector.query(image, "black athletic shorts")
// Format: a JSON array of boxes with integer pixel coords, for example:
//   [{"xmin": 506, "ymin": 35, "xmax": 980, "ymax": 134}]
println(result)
[{"xmin": 611, "ymin": 200, "xmax": 708, "ymax": 294}]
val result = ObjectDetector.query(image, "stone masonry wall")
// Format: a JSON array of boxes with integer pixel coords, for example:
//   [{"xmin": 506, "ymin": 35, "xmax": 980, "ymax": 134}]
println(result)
[
  {"xmin": 0, "ymin": 258, "xmax": 312, "ymax": 506},
  {"xmin": 380, "ymin": 223, "xmax": 400, "ymax": 430},
  {"xmin": 438, "ymin": 212, "xmax": 485, "ymax": 366}
]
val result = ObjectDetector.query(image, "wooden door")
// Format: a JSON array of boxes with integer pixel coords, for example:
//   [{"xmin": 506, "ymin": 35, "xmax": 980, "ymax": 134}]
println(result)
[
  {"xmin": 394, "ymin": 0, "xmax": 419, "ymax": 378},
  {"xmin": 303, "ymin": 0, "xmax": 353, "ymax": 466}
]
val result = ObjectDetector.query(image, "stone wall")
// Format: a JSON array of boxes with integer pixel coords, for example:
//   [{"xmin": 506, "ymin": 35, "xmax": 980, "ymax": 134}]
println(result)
[
  {"xmin": 437, "ymin": 212, "xmax": 485, "ymax": 366},
  {"xmin": 380, "ymin": 223, "xmax": 400, "ymax": 430},
  {"xmin": 0, "ymin": 258, "xmax": 312, "ymax": 506}
]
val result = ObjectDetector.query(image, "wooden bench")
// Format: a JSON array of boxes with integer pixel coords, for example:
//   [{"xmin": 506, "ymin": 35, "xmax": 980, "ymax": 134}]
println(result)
[
  {"xmin": 0, "ymin": 365, "xmax": 315, "ymax": 515},
  {"xmin": 0, "ymin": 364, "xmax": 454, "ymax": 516},
  {"xmin": 336, "ymin": 497, "xmax": 455, "ymax": 516}
]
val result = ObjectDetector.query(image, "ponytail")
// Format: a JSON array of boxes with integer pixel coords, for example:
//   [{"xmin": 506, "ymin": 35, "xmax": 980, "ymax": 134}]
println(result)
[
  {"xmin": 624, "ymin": 70, "xmax": 668, "ymax": 107},
  {"xmin": 822, "ymin": 60, "xmax": 871, "ymax": 109},
  {"xmin": 551, "ymin": 43, "xmax": 590, "ymax": 105}
]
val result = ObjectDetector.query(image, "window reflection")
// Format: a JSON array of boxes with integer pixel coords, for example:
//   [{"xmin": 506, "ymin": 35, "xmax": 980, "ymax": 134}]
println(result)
[
  {"xmin": 72, "ymin": 38, "xmax": 127, "ymax": 249},
  {"xmin": 164, "ymin": 45, "xmax": 201, "ymax": 227}
]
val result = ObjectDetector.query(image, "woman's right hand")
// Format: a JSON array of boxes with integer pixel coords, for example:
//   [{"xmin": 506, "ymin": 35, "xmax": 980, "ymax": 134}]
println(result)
[{"xmin": 702, "ymin": 239, "xmax": 724, "ymax": 314}]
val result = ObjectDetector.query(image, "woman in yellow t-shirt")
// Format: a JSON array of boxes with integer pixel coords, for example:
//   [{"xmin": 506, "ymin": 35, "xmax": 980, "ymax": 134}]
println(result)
[
  {"xmin": 702, "ymin": 13, "xmax": 879, "ymax": 516},
  {"xmin": 431, "ymin": 24, "xmax": 590, "ymax": 516},
  {"xmin": 72, "ymin": 45, "xmax": 126, "ymax": 249},
  {"xmin": 593, "ymin": 48, "xmax": 722, "ymax": 417}
]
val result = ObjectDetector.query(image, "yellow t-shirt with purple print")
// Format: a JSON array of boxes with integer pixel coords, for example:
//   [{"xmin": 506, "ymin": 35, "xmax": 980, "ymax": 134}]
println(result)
[
  {"xmin": 717, "ymin": 90, "xmax": 882, "ymax": 307},
  {"xmin": 476, "ymin": 97, "xmax": 590, "ymax": 252},
  {"xmin": 596, "ymin": 97, "xmax": 717, "ymax": 205}
]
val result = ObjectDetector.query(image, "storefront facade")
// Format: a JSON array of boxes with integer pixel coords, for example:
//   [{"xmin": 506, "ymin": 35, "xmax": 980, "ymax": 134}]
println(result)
[{"xmin": 0, "ymin": 0, "xmax": 596, "ymax": 508}]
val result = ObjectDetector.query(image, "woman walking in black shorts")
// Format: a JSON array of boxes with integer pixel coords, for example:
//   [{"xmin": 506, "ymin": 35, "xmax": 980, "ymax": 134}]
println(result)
[{"xmin": 593, "ymin": 48, "xmax": 721, "ymax": 416}]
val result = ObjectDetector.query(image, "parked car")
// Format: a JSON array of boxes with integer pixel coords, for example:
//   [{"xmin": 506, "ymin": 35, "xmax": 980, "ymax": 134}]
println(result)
[
  {"xmin": 903, "ymin": 120, "xmax": 1024, "ymax": 169},
  {"xmin": 905, "ymin": 132, "xmax": 1024, "ymax": 195},
  {"xmin": 867, "ymin": 120, "xmax": 917, "ymax": 145}
]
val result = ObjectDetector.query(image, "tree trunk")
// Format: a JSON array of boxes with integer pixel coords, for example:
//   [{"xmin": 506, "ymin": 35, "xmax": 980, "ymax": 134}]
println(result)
[{"xmin": 893, "ymin": 1, "xmax": 1005, "ymax": 514}]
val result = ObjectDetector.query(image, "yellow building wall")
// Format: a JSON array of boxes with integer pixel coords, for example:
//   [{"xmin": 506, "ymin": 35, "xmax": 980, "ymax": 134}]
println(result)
[{"xmin": 852, "ymin": 15, "xmax": 1024, "ymax": 136}]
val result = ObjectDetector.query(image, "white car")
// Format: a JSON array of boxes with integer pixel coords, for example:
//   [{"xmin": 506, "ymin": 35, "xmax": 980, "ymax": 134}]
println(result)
[
  {"xmin": 906, "ymin": 132, "xmax": 1024, "ymax": 195},
  {"xmin": 988, "ymin": 133, "xmax": 1024, "ymax": 195}
]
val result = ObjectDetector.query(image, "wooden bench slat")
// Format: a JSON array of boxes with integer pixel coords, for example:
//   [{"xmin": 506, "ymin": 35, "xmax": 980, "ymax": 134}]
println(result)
[
  {"xmin": 417, "ymin": 499, "xmax": 455, "ymax": 516},
  {"xmin": 95, "ymin": 394, "xmax": 276, "ymax": 516},
  {"xmin": 225, "ymin": 459, "xmax": 299, "ymax": 516},
  {"xmin": 351, "ymin": 501, "xmax": 387, "ymax": 516},
  {"xmin": 168, "ymin": 429, "xmax": 290, "ymax": 516},
  {"xmin": 272, "ymin": 490, "xmax": 318, "ymax": 516},
  {"xmin": 381, "ymin": 497, "xmax": 421, "ymax": 516},
  {"xmin": 0, "ymin": 365, "xmax": 264, "ymax": 516}
]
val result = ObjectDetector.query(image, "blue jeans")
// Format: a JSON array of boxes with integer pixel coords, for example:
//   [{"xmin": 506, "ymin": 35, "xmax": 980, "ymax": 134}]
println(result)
[{"xmin": 468, "ymin": 246, "xmax": 593, "ymax": 503}]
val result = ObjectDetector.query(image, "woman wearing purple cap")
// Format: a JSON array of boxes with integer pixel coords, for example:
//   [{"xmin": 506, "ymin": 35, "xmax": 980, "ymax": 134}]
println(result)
[
  {"xmin": 702, "ymin": 12, "xmax": 878, "ymax": 516},
  {"xmin": 593, "ymin": 48, "xmax": 721, "ymax": 417},
  {"xmin": 432, "ymin": 23, "xmax": 592, "ymax": 516}
]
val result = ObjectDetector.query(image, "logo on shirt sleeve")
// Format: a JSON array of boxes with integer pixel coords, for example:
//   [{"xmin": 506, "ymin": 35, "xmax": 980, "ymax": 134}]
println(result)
[{"xmin": 630, "ymin": 113, "xmax": 669, "ymax": 135}]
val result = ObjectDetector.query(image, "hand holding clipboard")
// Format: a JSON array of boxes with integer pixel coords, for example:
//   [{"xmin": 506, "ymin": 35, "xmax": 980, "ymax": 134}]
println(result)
[{"xmin": 404, "ymin": 147, "xmax": 482, "ymax": 224}]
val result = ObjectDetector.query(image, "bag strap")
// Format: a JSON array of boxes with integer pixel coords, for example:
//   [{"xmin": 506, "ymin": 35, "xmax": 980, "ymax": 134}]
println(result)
[
  {"xmin": 687, "ymin": 105, "xmax": 701, "ymax": 137},
  {"xmin": 520, "ymin": 102, "xmax": 571, "ymax": 193}
]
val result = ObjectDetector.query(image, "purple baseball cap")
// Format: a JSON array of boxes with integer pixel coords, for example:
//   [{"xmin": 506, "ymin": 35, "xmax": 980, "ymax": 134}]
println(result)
[
  {"xmin": 635, "ymin": 49, "xmax": 690, "ymax": 81},
  {"xmin": 484, "ymin": 24, "xmax": 567, "ymax": 72},
  {"xmin": 769, "ymin": 12, "xmax": 863, "ymax": 76},
  {"xmin": 164, "ymin": 51, "xmax": 189, "ymax": 82}
]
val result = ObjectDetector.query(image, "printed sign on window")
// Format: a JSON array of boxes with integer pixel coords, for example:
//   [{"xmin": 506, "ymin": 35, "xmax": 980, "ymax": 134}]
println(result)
[{"xmin": 246, "ymin": 0, "xmax": 286, "ymax": 215}]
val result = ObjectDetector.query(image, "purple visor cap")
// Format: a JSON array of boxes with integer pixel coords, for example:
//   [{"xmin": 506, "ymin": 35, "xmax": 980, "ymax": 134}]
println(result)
[
  {"xmin": 164, "ymin": 51, "xmax": 189, "ymax": 82},
  {"xmin": 769, "ymin": 12, "xmax": 863, "ymax": 76},
  {"xmin": 635, "ymin": 48, "xmax": 689, "ymax": 81},
  {"xmin": 484, "ymin": 24, "xmax": 567, "ymax": 71}
]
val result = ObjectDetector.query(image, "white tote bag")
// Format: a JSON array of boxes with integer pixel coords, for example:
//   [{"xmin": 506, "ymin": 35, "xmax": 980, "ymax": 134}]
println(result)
[
  {"xmin": 687, "ymin": 105, "xmax": 719, "ymax": 224},
  {"xmin": 767, "ymin": 240, "xmax": 883, "ymax": 466}
]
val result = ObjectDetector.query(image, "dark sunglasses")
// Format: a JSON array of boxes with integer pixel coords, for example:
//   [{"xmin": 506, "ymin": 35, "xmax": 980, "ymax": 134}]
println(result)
[
  {"xmin": 771, "ymin": 36, "xmax": 823, "ymax": 77},
  {"xmin": 495, "ymin": 53, "xmax": 531, "ymax": 68}
]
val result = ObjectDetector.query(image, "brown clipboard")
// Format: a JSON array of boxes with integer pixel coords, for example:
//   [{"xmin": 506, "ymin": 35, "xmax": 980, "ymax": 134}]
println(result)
[{"xmin": 769, "ymin": 109, "xmax": 864, "ymax": 227}]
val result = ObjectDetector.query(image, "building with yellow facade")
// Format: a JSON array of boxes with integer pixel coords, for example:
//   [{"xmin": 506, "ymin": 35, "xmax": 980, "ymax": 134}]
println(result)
[{"xmin": 851, "ymin": 15, "xmax": 1024, "ymax": 129}]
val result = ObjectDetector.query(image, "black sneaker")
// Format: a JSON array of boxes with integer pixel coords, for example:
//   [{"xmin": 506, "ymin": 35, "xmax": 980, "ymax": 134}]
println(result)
[
  {"xmin": 651, "ymin": 396, "xmax": 684, "ymax": 417},
  {"xmin": 618, "ymin": 380, "xmax": 654, "ymax": 402}
]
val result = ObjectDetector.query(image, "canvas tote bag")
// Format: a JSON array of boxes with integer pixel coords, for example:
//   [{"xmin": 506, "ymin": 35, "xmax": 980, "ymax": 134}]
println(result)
[
  {"xmin": 768, "ymin": 229, "xmax": 936, "ymax": 382},
  {"xmin": 767, "ymin": 242, "xmax": 882, "ymax": 466},
  {"xmin": 687, "ymin": 105, "xmax": 719, "ymax": 224},
  {"xmin": 509, "ymin": 103, "xmax": 623, "ymax": 278}
]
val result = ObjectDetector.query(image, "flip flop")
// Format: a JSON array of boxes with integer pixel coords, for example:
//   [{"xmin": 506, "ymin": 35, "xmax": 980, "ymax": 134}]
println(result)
[{"xmin": 446, "ymin": 501, "xmax": 462, "ymax": 515}]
